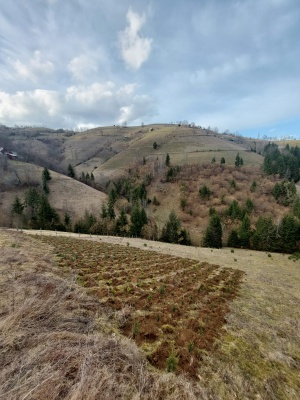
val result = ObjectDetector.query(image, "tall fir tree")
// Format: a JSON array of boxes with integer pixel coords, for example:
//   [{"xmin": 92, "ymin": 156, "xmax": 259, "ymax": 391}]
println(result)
[
  {"xmin": 202, "ymin": 214, "xmax": 222, "ymax": 248},
  {"xmin": 67, "ymin": 164, "xmax": 75, "ymax": 178}
]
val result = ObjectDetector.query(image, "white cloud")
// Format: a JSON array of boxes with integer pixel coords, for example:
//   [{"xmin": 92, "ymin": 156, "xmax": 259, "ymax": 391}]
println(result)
[
  {"xmin": 0, "ymin": 89, "xmax": 61, "ymax": 121},
  {"xmin": 13, "ymin": 51, "xmax": 54, "ymax": 82},
  {"xmin": 119, "ymin": 8, "xmax": 152, "ymax": 70},
  {"xmin": 66, "ymin": 82, "xmax": 115, "ymax": 105},
  {"xmin": 0, "ymin": 81, "xmax": 155, "ymax": 128},
  {"xmin": 68, "ymin": 54, "xmax": 98, "ymax": 81}
]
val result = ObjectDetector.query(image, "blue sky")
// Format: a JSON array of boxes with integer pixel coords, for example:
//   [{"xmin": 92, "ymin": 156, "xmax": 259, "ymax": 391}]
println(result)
[{"xmin": 0, "ymin": 0, "xmax": 300, "ymax": 138}]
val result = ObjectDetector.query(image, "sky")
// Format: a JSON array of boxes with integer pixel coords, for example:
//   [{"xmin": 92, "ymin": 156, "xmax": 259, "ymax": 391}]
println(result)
[{"xmin": 0, "ymin": 0, "xmax": 300, "ymax": 138}]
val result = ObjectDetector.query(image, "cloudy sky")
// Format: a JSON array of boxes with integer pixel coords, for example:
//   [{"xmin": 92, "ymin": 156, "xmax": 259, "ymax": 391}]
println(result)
[{"xmin": 0, "ymin": 0, "xmax": 300, "ymax": 137}]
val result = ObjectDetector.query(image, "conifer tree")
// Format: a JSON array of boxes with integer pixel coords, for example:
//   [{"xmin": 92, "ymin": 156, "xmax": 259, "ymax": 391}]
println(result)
[
  {"xmin": 199, "ymin": 185, "xmax": 211, "ymax": 200},
  {"xmin": 165, "ymin": 153, "xmax": 170, "ymax": 167},
  {"xmin": 277, "ymin": 214, "xmax": 300, "ymax": 253},
  {"xmin": 239, "ymin": 214, "xmax": 251, "ymax": 247},
  {"xmin": 67, "ymin": 164, "xmax": 75, "ymax": 178},
  {"xmin": 100, "ymin": 204, "xmax": 107, "ymax": 219},
  {"xmin": 42, "ymin": 167, "xmax": 51, "ymax": 194},
  {"xmin": 235, "ymin": 153, "xmax": 244, "ymax": 167},
  {"xmin": 11, "ymin": 196, "xmax": 24, "ymax": 215},
  {"xmin": 116, "ymin": 208, "xmax": 128, "ymax": 236},
  {"xmin": 251, "ymin": 217, "xmax": 277, "ymax": 251},
  {"xmin": 25, "ymin": 188, "xmax": 40, "ymax": 219},
  {"xmin": 42, "ymin": 167, "xmax": 51, "ymax": 182},
  {"xmin": 227, "ymin": 229, "xmax": 240, "ymax": 248},
  {"xmin": 292, "ymin": 195, "xmax": 300, "ymax": 219},
  {"xmin": 130, "ymin": 205, "xmax": 145, "ymax": 237},
  {"xmin": 202, "ymin": 214, "xmax": 222, "ymax": 248},
  {"xmin": 160, "ymin": 210, "xmax": 180, "ymax": 243},
  {"xmin": 107, "ymin": 198, "xmax": 115, "ymax": 220}
]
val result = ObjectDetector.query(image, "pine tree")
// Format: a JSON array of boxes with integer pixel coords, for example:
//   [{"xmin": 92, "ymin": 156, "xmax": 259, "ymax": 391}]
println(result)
[
  {"xmin": 277, "ymin": 214, "xmax": 300, "ymax": 253},
  {"xmin": 42, "ymin": 179, "xmax": 49, "ymax": 194},
  {"xmin": 251, "ymin": 217, "xmax": 277, "ymax": 251},
  {"xmin": 42, "ymin": 167, "xmax": 52, "ymax": 182},
  {"xmin": 235, "ymin": 153, "xmax": 244, "ymax": 167},
  {"xmin": 37, "ymin": 194, "xmax": 59, "ymax": 229},
  {"xmin": 107, "ymin": 198, "xmax": 115, "ymax": 220},
  {"xmin": 227, "ymin": 229, "xmax": 240, "ymax": 248},
  {"xmin": 11, "ymin": 196, "xmax": 24, "ymax": 215},
  {"xmin": 165, "ymin": 153, "xmax": 170, "ymax": 167},
  {"xmin": 130, "ymin": 205, "xmax": 144, "ymax": 237},
  {"xmin": 292, "ymin": 195, "xmax": 300, "ymax": 219},
  {"xmin": 245, "ymin": 198, "xmax": 254, "ymax": 213},
  {"xmin": 67, "ymin": 164, "xmax": 75, "ymax": 178},
  {"xmin": 199, "ymin": 185, "xmax": 211, "ymax": 200},
  {"xmin": 101, "ymin": 203, "xmax": 108, "ymax": 219},
  {"xmin": 116, "ymin": 208, "xmax": 128, "ymax": 236},
  {"xmin": 202, "ymin": 214, "xmax": 222, "ymax": 248},
  {"xmin": 25, "ymin": 188, "xmax": 40, "ymax": 219},
  {"xmin": 220, "ymin": 157, "xmax": 225, "ymax": 164},
  {"xmin": 239, "ymin": 214, "xmax": 251, "ymax": 247},
  {"xmin": 225, "ymin": 200, "xmax": 243, "ymax": 220},
  {"xmin": 42, "ymin": 167, "xmax": 51, "ymax": 194},
  {"xmin": 160, "ymin": 210, "xmax": 180, "ymax": 244}
]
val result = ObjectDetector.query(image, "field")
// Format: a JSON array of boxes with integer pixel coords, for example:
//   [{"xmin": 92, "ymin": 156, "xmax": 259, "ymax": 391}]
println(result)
[
  {"xmin": 36, "ymin": 235, "xmax": 244, "ymax": 377},
  {"xmin": 1, "ymin": 229, "xmax": 300, "ymax": 399}
]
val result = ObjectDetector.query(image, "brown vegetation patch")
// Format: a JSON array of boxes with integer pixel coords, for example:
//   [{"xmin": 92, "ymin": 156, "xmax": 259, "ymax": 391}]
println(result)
[{"xmin": 35, "ymin": 235, "xmax": 244, "ymax": 377}]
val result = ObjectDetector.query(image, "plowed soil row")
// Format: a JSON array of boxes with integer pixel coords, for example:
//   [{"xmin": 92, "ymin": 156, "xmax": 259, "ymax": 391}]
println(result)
[{"xmin": 37, "ymin": 236, "xmax": 244, "ymax": 377}]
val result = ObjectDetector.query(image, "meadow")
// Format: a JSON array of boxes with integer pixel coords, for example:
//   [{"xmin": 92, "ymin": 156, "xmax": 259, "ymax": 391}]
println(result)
[{"xmin": 1, "ymin": 229, "xmax": 298, "ymax": 399}]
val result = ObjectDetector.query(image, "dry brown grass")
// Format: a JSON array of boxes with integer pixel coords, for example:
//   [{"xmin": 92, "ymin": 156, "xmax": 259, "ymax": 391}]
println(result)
[
  {"xmin": 19, "ymin": 229, "xmax": 300, "ymax": 400},
  {"xmin": 0, "ymin": 229, "xmax": 208, "ymax": 399}
]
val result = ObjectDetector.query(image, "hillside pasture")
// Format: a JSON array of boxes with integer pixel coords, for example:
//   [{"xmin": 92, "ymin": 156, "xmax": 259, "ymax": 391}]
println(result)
[{"xmin": 2, "ymin": 229, "xmax": 300, "ymax": 399}]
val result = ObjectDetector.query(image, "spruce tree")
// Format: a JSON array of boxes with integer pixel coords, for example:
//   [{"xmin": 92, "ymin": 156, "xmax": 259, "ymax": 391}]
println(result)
[
  {"xmin": 165, "ymin": 153, "xmax": 170, "ymax": 167},
  {"xmin": 251, "ymin": 217, "xmax": 277, "ymax": 251},
  {"xmin": 130, "ymin": 205, "xmax": 144, "ymax": 237},
  {"xmin": 199, "ymin": 185, "xmax": 211, "ymax": 200},
  {"xmin": 292, "ymin": 195, "xmax": 300, "ymax": 219},
  {"xmin": 11, "ymin": 196, "xmax": 24, "ymax": 215},
  {"xmin": 235, "ymin": 153, "xmax": 244, "ymax": 167},
  {"xmin": 67, "ymin": 164, "xmax": 75, "ymax": 178},
  {"xmin": 25, "ymin": 188, "xmax": 40, "ymax": 219},
  {"xmin": 227, "ymin": 229, "xmax": 240, "ymax": 248},
  {"xmin": 101, "ymin": 203, "xmax": 108, "ymax": 219},
  {"xmin": 42, "ymin": 167, "xmax": 52, "ymax": 182},
  {"xmin": 42, "ymin": 167, "xmax": 51, "ymax": 194},
  {"xmin": 202, "ymin": 214, "xmax": 222, "ymax": 248},
  {"xmin": 220, "ymin": 157, "xmax": 225, "ymax": 164},
  {"xmin": 160, "ymin": 210, "xmax": 180, "ymax": 243},
  {"xmin": 239, "ymin": 214, "xmax": 251, "ymax": 248},
  {"xmin": 107, "ymin": 198, "xmax": 115, "ymax": 220},
  {"xmin": 116, "ymin": 208, "xmax": 128, "ymax": 236},
  {"xmin": 277, "ymin": 214, "xmax": 299, "ymax": 253}
]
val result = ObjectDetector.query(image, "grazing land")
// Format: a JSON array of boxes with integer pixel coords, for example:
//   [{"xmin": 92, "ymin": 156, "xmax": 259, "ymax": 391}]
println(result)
[{"xmin": 1, "ymin": 229, "xmax": 299, "ymax": 399}]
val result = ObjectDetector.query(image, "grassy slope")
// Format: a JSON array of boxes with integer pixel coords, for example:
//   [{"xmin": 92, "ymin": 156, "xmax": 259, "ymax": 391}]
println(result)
[
  {"xmin": 92, "ymin": 125, "xmax": 264, "ymax": 181},
  {"xmin": 5, "ymin": 228, "xmax": 299, "ymax": 400},
  {"xmin": 0, "ymin": 160, "xmax": 107, "ymax": 226}
]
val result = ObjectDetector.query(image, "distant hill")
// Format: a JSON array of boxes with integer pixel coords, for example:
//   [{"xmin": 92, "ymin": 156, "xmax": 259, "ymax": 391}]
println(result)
[
  {"xmin": 1, "ymin": 123, "xmax": 298, "ymax": 247},
  {"xmin": 0, "ymin": 159, "xmax": 107, "ymax": 227}
]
